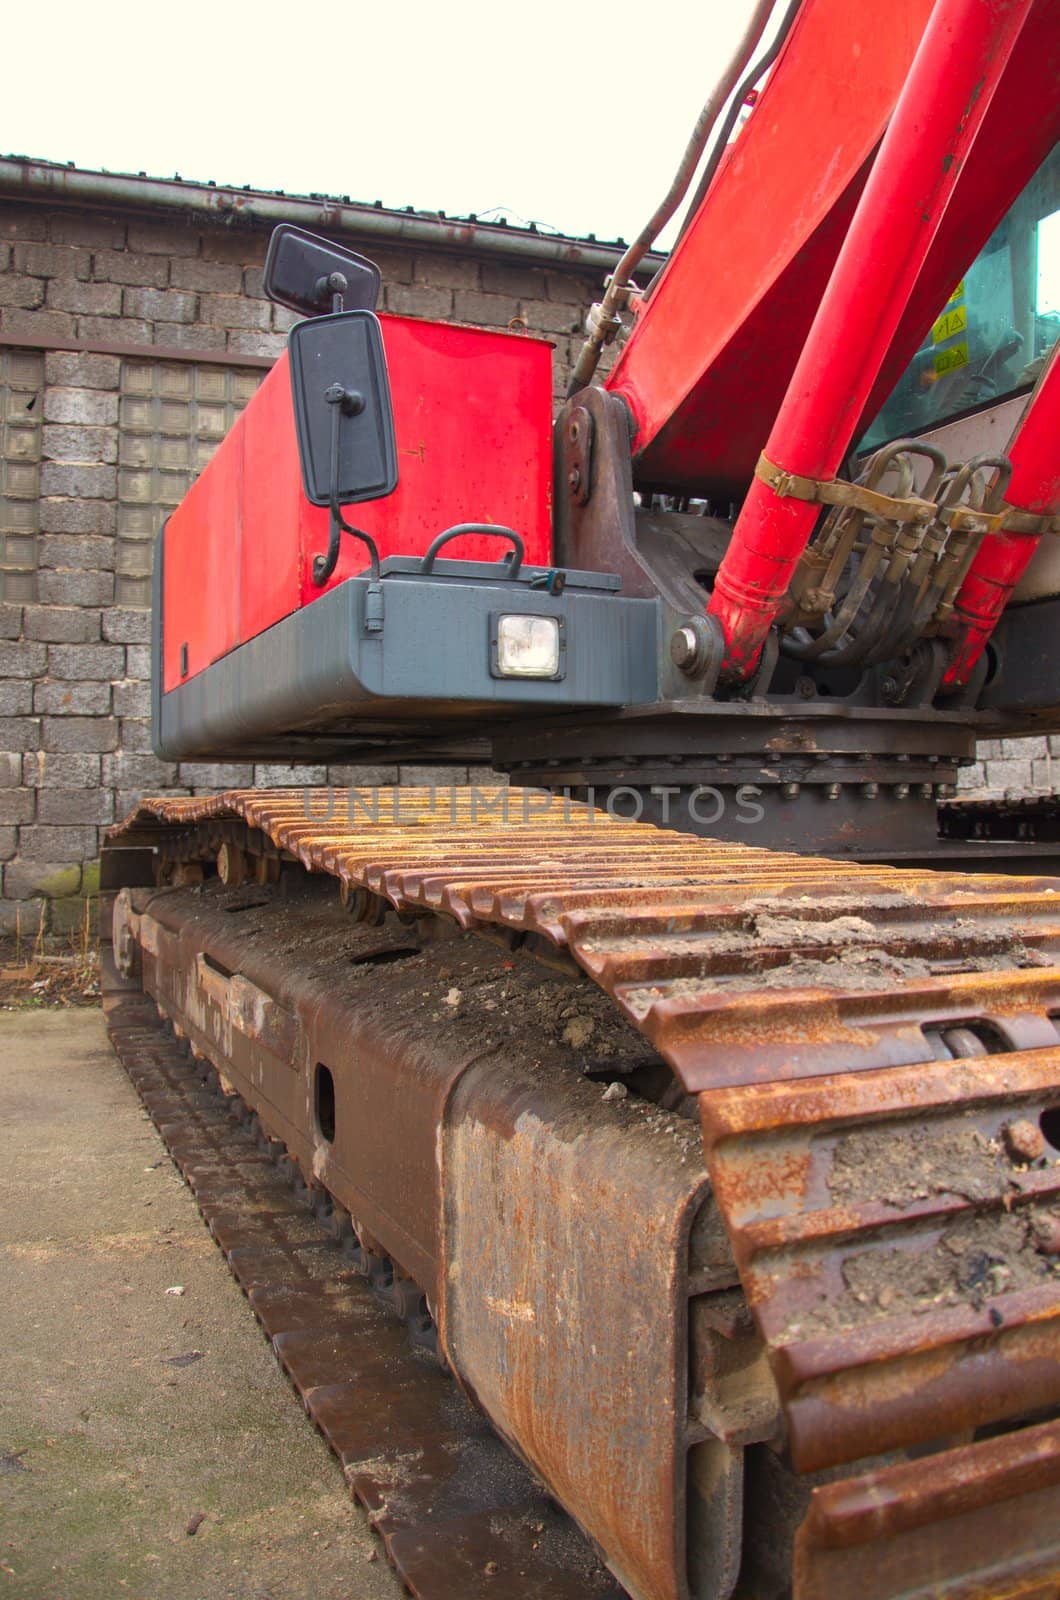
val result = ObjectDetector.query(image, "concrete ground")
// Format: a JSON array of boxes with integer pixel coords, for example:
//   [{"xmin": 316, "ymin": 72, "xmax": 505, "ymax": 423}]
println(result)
[{"xmin": 0, "ymin": 1008, "xmax": 406, "ymax": 1600}]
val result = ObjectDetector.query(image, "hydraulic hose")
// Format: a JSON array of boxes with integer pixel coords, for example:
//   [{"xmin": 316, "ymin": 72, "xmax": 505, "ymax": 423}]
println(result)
[
  {"xmin": 565, "ymin": 0, "xmax": 780, "ymax": 397},
  {"xmin": 670, "ymin": 0, "xmax": 806, "ymax": 258}
]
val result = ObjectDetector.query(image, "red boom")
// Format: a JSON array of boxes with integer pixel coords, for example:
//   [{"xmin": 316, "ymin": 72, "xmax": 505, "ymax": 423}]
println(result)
[
  {"xmin": 944, "ymin": 346, "xmax": 1060, "ymax": 688},
  {"xmin": 705, "ymin": 0, "xmax": 1034, "ymax": 678}
]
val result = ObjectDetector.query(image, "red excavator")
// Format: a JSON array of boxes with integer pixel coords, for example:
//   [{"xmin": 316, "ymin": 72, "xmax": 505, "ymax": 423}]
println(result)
[{"xmin": 103, "ymin": 0, "xmax": 1060, "ymax": 1594}]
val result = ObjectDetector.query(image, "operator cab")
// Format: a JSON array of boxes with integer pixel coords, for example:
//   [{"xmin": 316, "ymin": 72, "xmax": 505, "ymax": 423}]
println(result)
[{"xmin": 860, "ymin": 141, "xmax": 1060, "ymax": 452}]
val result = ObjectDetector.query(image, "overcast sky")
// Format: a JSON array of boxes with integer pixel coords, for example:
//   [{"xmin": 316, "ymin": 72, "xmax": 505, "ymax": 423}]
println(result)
[{"xmin": 7, "ymin": 0, "xmax": 770, "ymax": 251}]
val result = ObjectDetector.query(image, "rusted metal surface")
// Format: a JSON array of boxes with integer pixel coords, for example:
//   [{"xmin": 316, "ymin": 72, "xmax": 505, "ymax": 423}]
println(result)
[
  {"xmin": 942, "ymin": 789, "xmax": 1060, "ymax": 843},
  {"xmin": 109, "ymin": 791, "xmax": 1060, "ymax": 1102},
  {"xmin": 794, "ymin": 1417, "xmax": 1060, "ymax": 1599},
  {"xmin": 127, "ymin": 885, "xmax": 483, "ymax": 1299},
  {"xmin": 104, "ymin": 975, "xmax": 626, "ymax": 1600},
  {"xmin": 442, "ymin": 1054, "xmax": 732, "ymax": 1600},
  {"xmin": 108, "ymin": 876, "xmax": 772, "ymax": 1600},
  {"xmin": 106, "ymin": 788, "xmax": 1060, "ymax": 1596},
  {"xmin": 701, "ymin": 1053, "xmax": 1060, "ymax": 1473}
]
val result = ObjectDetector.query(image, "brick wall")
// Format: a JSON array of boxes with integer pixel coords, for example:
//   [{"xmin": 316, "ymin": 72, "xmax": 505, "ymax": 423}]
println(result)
[{"xmin": 0, "ymin": 197, "xmax": 618, "ymax": 932}]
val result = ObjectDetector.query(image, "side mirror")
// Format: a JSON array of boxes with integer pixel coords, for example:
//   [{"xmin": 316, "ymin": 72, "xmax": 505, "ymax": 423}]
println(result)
[
  {"xmin": 289, "ymin": 310, "xmax": 398, "ymax": 509},
  {"xmin": 264, "ymin": 224, "xmax": 381, "ymax": 317}
]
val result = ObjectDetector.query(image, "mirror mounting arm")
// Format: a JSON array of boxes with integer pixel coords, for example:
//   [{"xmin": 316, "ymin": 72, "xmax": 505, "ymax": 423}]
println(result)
[
  {"xmin": 315, "ymin": 271, "xmax": 349, "ymax": 316},
  {"xmin": 289, "ymin": 309, "xmax": 396, "ymax": 626},
  {"xmin": 312, "ymin": 385, "xmax": 385, "ymax": 633}
]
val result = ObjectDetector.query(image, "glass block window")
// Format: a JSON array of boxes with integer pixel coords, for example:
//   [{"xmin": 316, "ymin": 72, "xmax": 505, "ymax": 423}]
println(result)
[
  {"xmin": 116, "ymin": 361, "xmax": 262, "ymax": 606},
  {"xmin": 0, "ymin": 348, "xmax": 44, "ymax": 603}
]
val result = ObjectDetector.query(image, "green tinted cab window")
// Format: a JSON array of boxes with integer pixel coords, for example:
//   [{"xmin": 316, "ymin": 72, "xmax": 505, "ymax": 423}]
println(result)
[{"xmin": 860, "ymin": 142, "xmax": 1060, "ymax": 451}]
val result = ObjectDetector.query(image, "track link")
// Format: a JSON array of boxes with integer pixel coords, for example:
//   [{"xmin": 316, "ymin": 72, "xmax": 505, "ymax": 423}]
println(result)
[
  {"xmin": 106, "ymin": 786, "xmax": 1060, "ymax": 1599},
  {"xmin": 104, "ymin": 980, "xmax": 625, "ymax": 1600}
]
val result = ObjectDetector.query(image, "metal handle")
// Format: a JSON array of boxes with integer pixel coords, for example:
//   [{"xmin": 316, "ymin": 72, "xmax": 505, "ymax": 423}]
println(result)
[{"xmin": 420, "ymin": 524, "xmax": 524, "ymax": 578}]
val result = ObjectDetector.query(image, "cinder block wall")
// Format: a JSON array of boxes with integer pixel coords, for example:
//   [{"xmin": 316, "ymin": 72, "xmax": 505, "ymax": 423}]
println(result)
[
  {"xmin": 958, "ymin": 737, "xmax": 1058, "ymax": 794},
  {"xmin": 0, "ymin": 196, "xmax": 619, "ymax": 931}
]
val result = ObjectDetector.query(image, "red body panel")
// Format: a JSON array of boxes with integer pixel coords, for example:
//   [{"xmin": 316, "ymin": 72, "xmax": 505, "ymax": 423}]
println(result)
[{"xmin": 163, "ymin": 316, "xmax": 553, "ymax": 691}]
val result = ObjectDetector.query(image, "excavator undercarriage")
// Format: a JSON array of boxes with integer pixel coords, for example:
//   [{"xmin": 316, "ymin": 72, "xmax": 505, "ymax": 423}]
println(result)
[
  {"xmin": 93, "ymin": 0, "xmax": 1060, "ymax": 1588},
  {"xmin": 102, "ymin": 789, "xmax": 1060, "ymax": 1599}
]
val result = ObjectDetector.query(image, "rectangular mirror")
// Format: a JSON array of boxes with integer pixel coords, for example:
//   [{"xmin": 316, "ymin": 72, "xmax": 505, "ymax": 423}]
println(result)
[
  {"xmin": 264, "ymin": 223, "xmax": 381, "ymax": 317},
  {"xmin": 288, "ymin": 310, "xmax": 398, "ymax": 506}
]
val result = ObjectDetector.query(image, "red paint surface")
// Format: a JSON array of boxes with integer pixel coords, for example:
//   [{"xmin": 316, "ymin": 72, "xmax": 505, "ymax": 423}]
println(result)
[
  {"xmin": 854, "ymin": 0, "xmax": 1060, "ymax": 447},
  {"xmin": 704, "ymin": 0, "xmax": 1033, "ymax": 677},
  {"xmin": 606, "ymin": 0, "xmax": 935, "ymax": 497},
  {"xmin": 945, "ymin": 347, "xmax": 1060, "ymax": 688},
  {"xmin": 163, "ymin": 315, "xmax": 553, "ymax": 691}
]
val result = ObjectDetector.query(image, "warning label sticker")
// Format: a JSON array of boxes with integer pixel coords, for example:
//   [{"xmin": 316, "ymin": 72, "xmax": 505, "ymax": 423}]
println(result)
[
  {"xmin": 935, "ymin": 341, "xmax": 969, "ymax": 374},
  {"xmin": 932, "ymin": 304, "xmax": 968, "ymax": 344}
]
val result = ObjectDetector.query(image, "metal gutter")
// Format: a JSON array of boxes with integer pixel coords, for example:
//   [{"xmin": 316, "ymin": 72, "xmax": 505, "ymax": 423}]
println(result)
[{"xmin": 0, "ymin": 158, "xmax": 667, "ymax": 278}]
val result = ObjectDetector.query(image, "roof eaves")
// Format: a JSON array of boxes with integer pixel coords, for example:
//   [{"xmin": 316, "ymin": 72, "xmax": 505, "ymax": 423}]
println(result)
[{"xmin": 0, "ymin": 156, "xmax": 668, "ymax": 277}]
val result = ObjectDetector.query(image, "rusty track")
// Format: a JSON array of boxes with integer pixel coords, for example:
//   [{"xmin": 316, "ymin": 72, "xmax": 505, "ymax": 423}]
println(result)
[
  {"xmin": 107, "ymin": 786, "xmax": 1060, "ymax": 1597},
  {"xmin": 941, "ymin": 789, "xmax": 1060, "ymax": 843},
  {"xmin": 104, "ymin": 976, "xmax": 627, "ymax": 1600}
]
